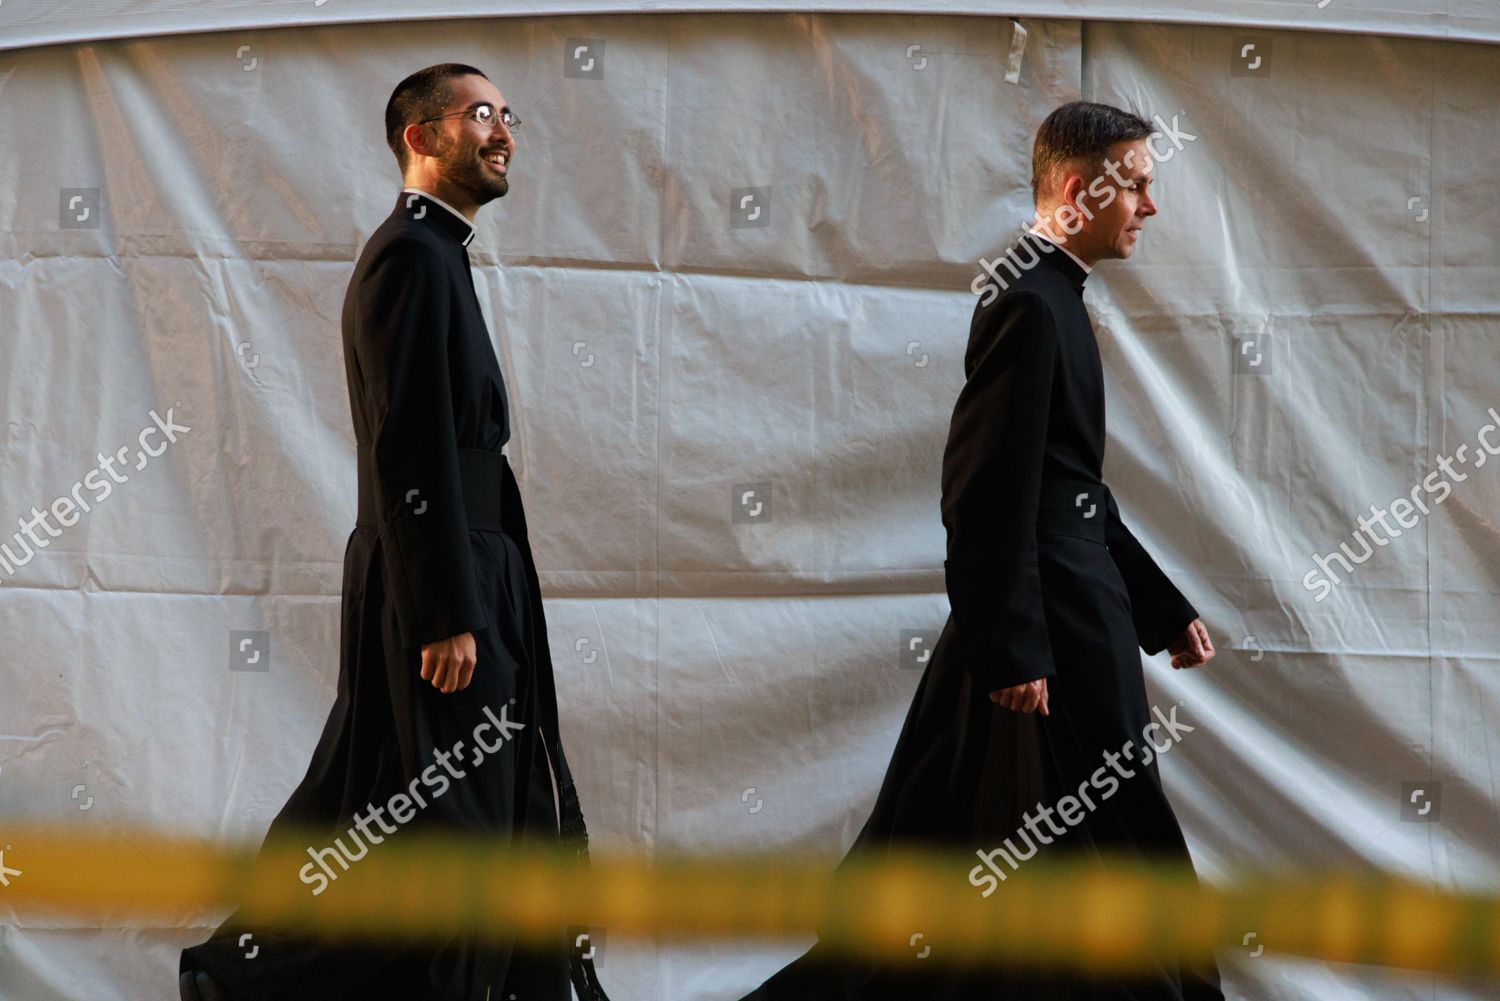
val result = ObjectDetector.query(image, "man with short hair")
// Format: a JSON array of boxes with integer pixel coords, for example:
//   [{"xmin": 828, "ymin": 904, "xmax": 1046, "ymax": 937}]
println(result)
[
  {"xmin": 179, "ymin": 63, "xmax": 610, "ymax": 1001},
  {"xmin": 739, "ymin": 101, "xmax": 1222, "ymax": 1000}
]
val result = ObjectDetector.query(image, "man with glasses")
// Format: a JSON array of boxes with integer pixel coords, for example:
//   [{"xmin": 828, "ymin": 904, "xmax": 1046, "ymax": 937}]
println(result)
[{"xmin": 179, "ymin": 63, "xmax": 610, "ymax": 1001}]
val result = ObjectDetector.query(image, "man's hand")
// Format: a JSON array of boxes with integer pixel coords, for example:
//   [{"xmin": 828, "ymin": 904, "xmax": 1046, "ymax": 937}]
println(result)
[
  {"xmin": 988, "ymin": 678, "xmax": 1049, "ymax": 715},
  {"xmin": 1167, "ymin": 618, "xmax": 1214, "ymax": 669},
  {"xmin": 420, "ymin": 632, "xmax": 477, "ymax": 694}
]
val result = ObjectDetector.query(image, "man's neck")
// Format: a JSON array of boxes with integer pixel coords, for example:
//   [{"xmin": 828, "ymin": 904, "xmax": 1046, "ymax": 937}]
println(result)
[
  {"xmin": 402, "ymin": 181, "xmax": 478, "ymax": 224},
  {"xmin": 1028, "ymin": 222, "xmax": 1094, "ymax": 273}
]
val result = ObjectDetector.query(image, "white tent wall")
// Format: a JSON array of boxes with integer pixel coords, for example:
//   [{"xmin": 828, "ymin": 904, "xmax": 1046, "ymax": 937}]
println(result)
[
  {"xmin": 1, "ymin": 1, "xmax": 1499, "ymax": 50},
  {"xmin": 0, "ymin": 8, "xmax": 1496, "ymax": 1001}
]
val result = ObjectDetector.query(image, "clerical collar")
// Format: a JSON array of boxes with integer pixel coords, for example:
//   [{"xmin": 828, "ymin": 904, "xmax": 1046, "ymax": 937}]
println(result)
[
  {"xmin": 1021, "ymin": 229, "xmax": 1089, "ymax": 294},
  {"xmin": 1026, "ymin": 226, "xmax": 1092, "ymax": 274},
  {"xmin": 399, "ymin": 187, "xmax": 476, "ymax": 247}
]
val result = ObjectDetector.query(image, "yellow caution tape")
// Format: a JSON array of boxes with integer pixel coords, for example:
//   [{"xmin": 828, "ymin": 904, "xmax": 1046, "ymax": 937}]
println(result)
[{"xmin": 0, "ymin": 826, "xmax": 1495, "ymax": 977}]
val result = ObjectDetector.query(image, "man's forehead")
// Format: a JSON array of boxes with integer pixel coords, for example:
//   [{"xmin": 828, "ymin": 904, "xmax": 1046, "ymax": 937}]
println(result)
[
  {"xmin": 448, "ymin": 73, "xmax": 506, "ymax": 108},
  {"xmin": 1115, "ymin": 140, "xmax": 1153, "ymax": 179}
]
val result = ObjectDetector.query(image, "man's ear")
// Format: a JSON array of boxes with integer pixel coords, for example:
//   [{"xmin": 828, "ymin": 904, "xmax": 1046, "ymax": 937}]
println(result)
[
  {"xmin": 402, "ymin": 121, "xmax": 434, "ymax": 161},
  {"xmin": 1060, "ymin": 171, "xmax": 1087, "ymax": 214}
]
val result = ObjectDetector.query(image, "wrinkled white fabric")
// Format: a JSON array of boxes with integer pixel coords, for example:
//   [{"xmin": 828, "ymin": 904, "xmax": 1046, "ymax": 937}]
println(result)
[{"xmin": 0, "ymin": 1, "xmax": 1497, "ymax": 52}]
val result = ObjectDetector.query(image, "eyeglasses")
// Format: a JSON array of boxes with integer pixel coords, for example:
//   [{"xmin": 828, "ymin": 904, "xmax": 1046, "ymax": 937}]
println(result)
[{"xmin": 419, "ymin": 103, "xmax": 521, "ymax": 131}]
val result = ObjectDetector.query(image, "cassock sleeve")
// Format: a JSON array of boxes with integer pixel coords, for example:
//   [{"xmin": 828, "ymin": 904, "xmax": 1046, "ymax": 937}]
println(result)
[
  {"xmin": 940, "ymin": 290, "xmax": 1059, "ymax": 693},
  {"xmin": 1104, "ymin": 490, "xmax": 1197, "ymax": 655},
  {"xmin": 356, "ymin": 237, "xmax": 489, "ymax": 649}
]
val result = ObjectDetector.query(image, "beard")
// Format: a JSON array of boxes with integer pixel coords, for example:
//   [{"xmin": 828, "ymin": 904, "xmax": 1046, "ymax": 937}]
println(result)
[{"xmin": 437, "ymin": 134, "xmax": 509, "ymax": 202}]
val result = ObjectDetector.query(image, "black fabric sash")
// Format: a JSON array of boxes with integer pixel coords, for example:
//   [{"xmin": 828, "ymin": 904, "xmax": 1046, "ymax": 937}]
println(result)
[{"xmin": 355, "ymin": 444, "xmax": 506, "ymax": 532}]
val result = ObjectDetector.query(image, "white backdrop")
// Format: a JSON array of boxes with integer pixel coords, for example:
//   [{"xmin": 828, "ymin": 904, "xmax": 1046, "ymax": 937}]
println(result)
[
  {"xmin": 2, "ymin": 1, "xmax": 1498, "ymax": 50},
  {"xmin": 1, "ymin": 6, "xmax": 1498, "ymax": 1001}
]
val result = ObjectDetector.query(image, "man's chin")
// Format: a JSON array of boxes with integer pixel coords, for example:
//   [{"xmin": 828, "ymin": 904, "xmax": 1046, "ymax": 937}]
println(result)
[
  {"xmin": 464, "ymin": 181, "xmax": 508, "ymax": 205},
  {"xmin": 447, "ymin": 168, "xmax": 508, "ymax": 204}
]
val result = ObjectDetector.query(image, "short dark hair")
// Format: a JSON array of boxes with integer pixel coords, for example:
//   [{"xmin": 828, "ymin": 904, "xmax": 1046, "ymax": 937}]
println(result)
[
  {"xmin": 1031, "ymin": 101, "xmax": 1153, "ymax": 204},
  {"xmin": 384, "ymin": 63, "xmax": 489, "ymax": 174}
]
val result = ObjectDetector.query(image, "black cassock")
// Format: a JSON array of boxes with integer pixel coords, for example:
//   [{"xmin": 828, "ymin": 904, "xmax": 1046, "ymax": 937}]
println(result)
[
  {"xmin": 181, "ymin": 191, "xmax": 608, "ymax": 1001},
  {"xmin": 740, "ymin": 233, "xmax": 1223, "ymax": 1000}
]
